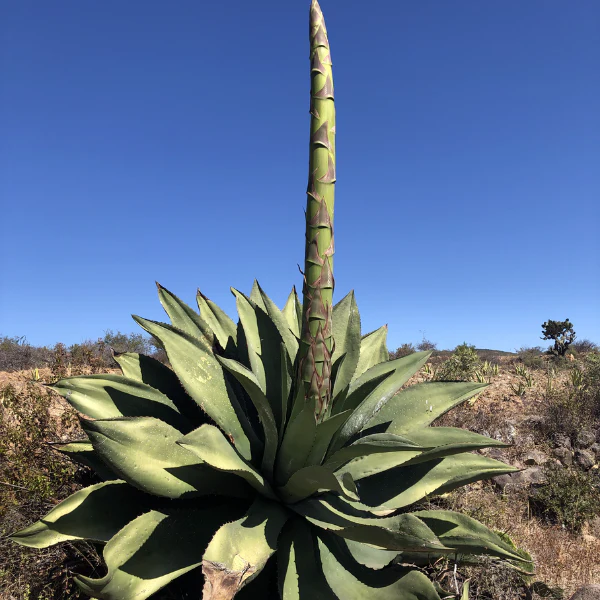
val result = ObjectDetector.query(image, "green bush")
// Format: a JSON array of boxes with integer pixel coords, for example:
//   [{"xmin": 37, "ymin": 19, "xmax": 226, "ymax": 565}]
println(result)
[
  {"xmin": 516, "ymin": 346, "xmax": 545, "ymax": 370},
  {"xmin": 531, "ymin": 463, "xmax": 600, "ymax": 533},
  {"xmin": 435, "ymin": 342, "xmax": 481, "ymax": 382}
]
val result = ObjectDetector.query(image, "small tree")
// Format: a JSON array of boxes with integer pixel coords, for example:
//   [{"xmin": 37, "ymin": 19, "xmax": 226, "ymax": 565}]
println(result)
[
  {"xmin": 417, "ymin": 337, "xmax": 437, "ymax": 351},
  {"xmin": 541, "ymin": 318, "xmax": 576, "ymax": 356}
]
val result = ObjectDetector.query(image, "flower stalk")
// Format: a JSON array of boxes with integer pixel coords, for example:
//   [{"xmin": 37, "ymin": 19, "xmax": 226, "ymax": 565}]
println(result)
[{"xmin": 297, "ymin": 0, "xmax": 336, "ymax": 420}]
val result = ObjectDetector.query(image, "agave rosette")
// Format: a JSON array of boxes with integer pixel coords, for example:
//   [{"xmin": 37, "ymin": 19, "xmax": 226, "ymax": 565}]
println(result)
[{"xmin": 11, "ymin": 282, "xmax": 521, "ymax": 599}]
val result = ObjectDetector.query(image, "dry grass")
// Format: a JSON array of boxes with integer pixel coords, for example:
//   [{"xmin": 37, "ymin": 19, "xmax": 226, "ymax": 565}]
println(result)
[{"xmin": 440, "ymin": 484, "xmax": 600, "ymax": 597}]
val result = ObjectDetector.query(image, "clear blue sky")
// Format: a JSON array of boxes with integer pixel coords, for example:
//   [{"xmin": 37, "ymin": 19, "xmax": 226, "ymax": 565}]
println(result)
[{"xmin": 1, "ymin": 1, "xmax": 599, "ymax": 352}]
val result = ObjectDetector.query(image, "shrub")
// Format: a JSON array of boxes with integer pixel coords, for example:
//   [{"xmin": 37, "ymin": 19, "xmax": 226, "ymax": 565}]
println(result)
[
  {"xmin": 417, "ymin": 337, "xmax": 437, "ymax": 351},
  {"xmin": 435, "ymin": 342, "xmax": 481, "ymax": 382},
  {"xmin": 541, "ymin": 352, "xmax": 600, "ymax": 440},
  {"xmin": 0, "ymin": 381, "xmax": 104, "ymax": 599},
  {"xmin": 531, "ymin": 463, "xmax": 600, "ymax": 533},
  {"xmin": 0, "ymin": 336, "xmax": 54, "ymax": 372},
  {"xmin": 572, "ymin": 339, "xmax": 599, "ymax": 354},
  {"xmin": 388, "ymin": 342, "xmax": 415, "ymax": 360},
  {"xmin": 516, "ymin": 346, "xmax": 545, "ymax": 370}
]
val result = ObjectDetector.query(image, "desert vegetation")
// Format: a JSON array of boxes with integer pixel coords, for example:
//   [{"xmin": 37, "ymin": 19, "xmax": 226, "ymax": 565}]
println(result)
[{"xmin": 1, "ymin": 335, "xmax": 599, "ymax": 598}]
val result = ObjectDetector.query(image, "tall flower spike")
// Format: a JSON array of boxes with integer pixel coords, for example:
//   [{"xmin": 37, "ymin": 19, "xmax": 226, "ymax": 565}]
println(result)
[{"xmin": 298, "ymin": 0, "xmax": 336, "ymax": 420}]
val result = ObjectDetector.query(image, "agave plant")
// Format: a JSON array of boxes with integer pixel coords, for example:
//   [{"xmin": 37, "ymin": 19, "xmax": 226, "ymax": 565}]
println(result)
[{"xmin": 10, "ymin": 2, "xmax": 526, "ymax": 599}]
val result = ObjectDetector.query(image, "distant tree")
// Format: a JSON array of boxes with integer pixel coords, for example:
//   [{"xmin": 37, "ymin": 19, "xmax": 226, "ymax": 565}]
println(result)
[
  {"xmin": 389, "ymin": 343, "xmax": 415, "ymax": 360},
  {"xmin": 103, "ymin": 330, "xmax": 153, "ymax": 355},
  {"xmin": 541, "ymin": 318, "xmax": 576, "ymax": 357}
]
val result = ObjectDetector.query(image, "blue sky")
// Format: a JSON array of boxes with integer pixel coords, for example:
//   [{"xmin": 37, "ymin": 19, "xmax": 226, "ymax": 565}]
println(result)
[{"xmin": 1, "ymin": 0, "xmax": 598, "ymax": 352}]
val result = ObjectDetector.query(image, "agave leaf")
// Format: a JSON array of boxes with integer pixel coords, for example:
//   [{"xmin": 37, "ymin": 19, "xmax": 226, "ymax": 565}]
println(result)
[
  {"xmin": 216, "ymin": 356, "xmax": 278, "ymax": 478},
  {"xmin": 278, "ymin": 518, "xmax": 337, "ymax": 600},
  {"xmin": 402, "ymin": 427, "xmax": 509, "ymax": 464},
  {"xmin": 317, "ymin": 533, "xmax": 442, "ymax": 600},
  {"xmin": 178, "ymin": 424, "xmax": 276, "ymax": 499},
  {"xmin": 334, "ymin": 449, "xmax": 422, "ymax": 482},
  {"xmin": 365, "ymin": 381, "xmax": 488, "ymax": 434},
  {"xmin": 281, "ymin": 342, "xmax": 293, "ymax": 436},
  {"xmin": 75, "ymin": 504, "xmax": 239, "ymax": 600},
  {"xmin": 324, "ymin": 433, "xmax": 423, "ymax": 471},
  {"xmin": 305, "ymin": 410, "xmax": 351, "ymax": 467},
  {"xmin": 202, "ymin": 498, "xmax": 290, "ymax": 596},
  {"xmin": 281, "ymin": 286, "xmax": 302, "ymax": 339},
  {"xmin": 257, "ymin": 282, "xmax": 299, "ymax": 362},
  {"xmin": 339, "ymin": 427, "xmax": 509, "ymax": 480},
  {"xmin": 278, "ymin": 465, "xmax": 359, "ymax": 503},
  {"xmin": 112, "ymin": 352, "xmax": 200, "ymax": 422},
  {"xmin": 156, "ymin": 283, "xmax": 214, "ymax": 347},
  {"xmin": 50, "ymin": 374, "xmax": 191, "ymax": 433},
  {"xmin": 275, "ymin": 397, "xmax": 317, "ymax": 485},
  {"xmin": 340, "ymin": 351, "xmax": 432, "ymax": 415},
  {"xmin": 196, "ymin": 289, "xmax": 238, "ymax": 350},
  {"xmin": 328, "ymin": 353, "xmax": 433, "ymax": 455},
  {"xmin": 331, "ymin": 291, "xmax": 361, "ymax": 399},
  {"xmin": 343, "ymin": 539, "xmax": 397, "ymax": 570},
  {"xmin": 9, "ymin": 481, "xmax": 145, "ymax": 548},
  {"xmin": 133, "ymin": 316, "xmax": 258, "ymax": 462},
  {"xmin": 53, "ymin": 440, "xmax": 117, "ymax": 480},
  {"xmin": 83, "ymin": 417, "xmax": 250, "ymax": 499},
  {"xmin": 293, "ymin": 497, "xmax": 451, "ymax": 553},
  {"xmin": 287, "ymin": 377, "xmax": 307, "ymax": 425},
  {"xmin": 328, "ymin": 352, "xmax": 348, "ymax": 413},
  {"xmin": 232, "ymin": 288, "xmax": 286, "ymax": 430},
  {"xmin": 348, "ymin": 453, "xmax": 518, "ymax": 510},
  {"xmin": 233, "ymin": 288, "xmax": 266, "ymax": 390},
  {"xmin": 354, "ymin": 325, "xmax": 389, "ymax": 379},
  {"xmin": 249, "ymin": 279, "xmax": 268, "ymax": 311},
  {"xmin": 413, "ymin": 510, "xmax": 527, "ymax": 562}
]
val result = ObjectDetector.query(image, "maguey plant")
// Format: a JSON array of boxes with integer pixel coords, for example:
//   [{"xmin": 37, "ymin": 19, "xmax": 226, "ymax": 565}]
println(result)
[{"xmin": 10, "ymin": 2, "xmax": 527, "ymax": 598}]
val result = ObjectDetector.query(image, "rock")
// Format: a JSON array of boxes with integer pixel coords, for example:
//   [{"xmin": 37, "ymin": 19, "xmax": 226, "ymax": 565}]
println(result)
[
  {"xmin": 553, "ymin": 447, "xmax": 573, "ymax": 466},
  {"xmin": 576, "ymin": 430, "xmax": 596, "ymax": 449},
  {"xmin": 505, "ymin": 421, "xmax": 517, "ymax": 443},
  {"xmin": 522, "ymin": 449, "xmax": 549, "ymax": 466},
  {"xmin": 493, "ymin": 465, "xmax": 549, "ymax": 492},
  {"xmin": 492, "ymin": 474, "xmax": 513, "ymax": 492},
  {"xmin": 511, "ymin": 466, "xmax": 547, "ymax": 486},
  {"xmin": 523, "ymin": 415, "xmax": 545, "ymax": 429},
  {"xmin": 590, "ymin": 443, "xmax": 600, "ymax": 459},
  {"xmin": 569, "ymin": 584, "xmax": 600, "ymax": 600},
  {"xmin": 553, "ymin": 433, "xmax": 572, "ymax": 449},
  {"xmin": 515, "ymin": 433, "xmax": 535, "ymax": 448},
  {"xmin": 575, "ymin": 449, "xmax": 596, "ymax": 470},
  {"xmin": 486, "ymin": 447, "xmax": 505, "ymax": 461}
]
